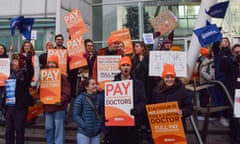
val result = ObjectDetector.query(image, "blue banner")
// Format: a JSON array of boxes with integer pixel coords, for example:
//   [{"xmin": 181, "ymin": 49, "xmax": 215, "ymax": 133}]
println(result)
[
  {"xmin": 5, "ymin": 79, "xmax": 16, "ymax": 106},
  {"xmin": 10, "ymin": 16, "xmax": 24, "ymax": 36},
  {"xmin": 9, "ymin": 16, "xmax": 34, "ymax": 40},
  {"xmin": 193, "ymin": 24, "xmax": 222, "ymax": 47},
  {"xmin": 205, "ymin": 1, "xmax": 229, "ymax": 18}
]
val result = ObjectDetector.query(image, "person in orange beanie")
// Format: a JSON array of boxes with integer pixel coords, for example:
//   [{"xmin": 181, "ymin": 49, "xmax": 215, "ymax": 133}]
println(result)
[
  {"xmin": 200, "ymin": 48, "xmax": 209, "ymax": 57},
  {"xmin": 47, "ymin": 55, "xmax": 59, "ymax": 67},
  {"xmin": 92, "ymin": 35, "xmax": 123, "ymax": 82},
  {"xmin": 109, "ymin": 56, "xmax": 148, "ymax": 144},
  {"xmin": 152, "ymin": 63, "xmax": 193, "ymax": 131}
]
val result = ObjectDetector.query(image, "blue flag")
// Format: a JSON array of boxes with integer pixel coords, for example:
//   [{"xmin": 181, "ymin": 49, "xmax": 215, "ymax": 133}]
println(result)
[
  {"xmin": 10, "ymin": 16, "xmax": 24, "ymax": 36},
  {"xmin": 18, "ymin": 18, "xmax": 34, "ymax": 40},
  {"xmin": 193, "ymin": 24, "xmax": 222, "ymax": 47},
  {"xmin": 9, "ymin": 16, "xmax": 34, "ymax": 40},
  {"xmin": 205, "ymin": 1, "xmax": 229, "ymax": 18}
]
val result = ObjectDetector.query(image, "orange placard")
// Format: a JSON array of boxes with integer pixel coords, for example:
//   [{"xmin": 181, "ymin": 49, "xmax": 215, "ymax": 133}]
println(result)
[
  {"xmin": 104, "ymin": 80, "xmax": 134, "ymax": 126},
  {"xmin": 63, "ymin": 8, "xmax": 88, "ymax": 38},
  {"xmin": 67, "ymin": 34, "xmax": 87, "ymax": 70},
  {"xmin": 150, "ymin": 10, "xmax": 178, "ymax": 36},
  {"xmin": 27, "ymin": 104, "xmax": 44, "ymax": 122},
  {"xmin": 146, "ymin": 102, "xmax": 186, "ymax": 144},
  {"xmin": 40, "ymin": 68, "xmax": 61, "ymax": 104},
  {"xmin": 0, "ymin": 58, "xmax": 10, "ymax": 86},
  {"xmin": 111, "ymin": 28, "xmax": 133, "ymax": 55},
  {"xmin": 48, "ymin": 49, "xmax": 68, "ymax": 74}
]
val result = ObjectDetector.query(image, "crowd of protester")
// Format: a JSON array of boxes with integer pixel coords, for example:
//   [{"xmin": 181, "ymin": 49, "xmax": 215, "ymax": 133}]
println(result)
[{"xmin": 0, "ymin": 32, "xmax": 239, "ymax": 144}]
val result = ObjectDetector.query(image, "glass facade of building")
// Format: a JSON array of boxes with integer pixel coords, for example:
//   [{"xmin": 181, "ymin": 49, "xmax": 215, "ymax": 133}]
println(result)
[{"xmin": 92, "ymin": 0, "xmax": 240, "ymax": 49}]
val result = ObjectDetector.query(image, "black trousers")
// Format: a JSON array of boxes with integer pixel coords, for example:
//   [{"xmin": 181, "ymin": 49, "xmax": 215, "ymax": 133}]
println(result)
[
  {"xmin": 5, "ymin": 106, "xmax": 27, "ymax": 144},
  {"xmin": 110, "ymin": 126, "xmax": 139, "ymax": 144},
  {"xmin": 230, "ymin": 117, "xmax": 240, "ymax": 144}
]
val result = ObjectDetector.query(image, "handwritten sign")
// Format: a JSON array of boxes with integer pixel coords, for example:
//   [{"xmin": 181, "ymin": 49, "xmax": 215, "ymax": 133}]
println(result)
[
  {"xmin": 143, "ymin": 33, "xmax": 154, "ymax": 45},
  {"xmin": 105, "ymin": 80, "xmax": 134, "ymax": 126},
  {"xmin": 111, "ymin": 28, "xmax": 133, "ymax": 54},
  {"xmin": 67, "ymin": 34, "xmax": 87, "ymax": 70},
  {"xmin": 146, "ymin": 102, "xmax": 186, "ymax": 144},
  {"xmin": 234, "ymin": 89, "xmax": 240, "ymax": 118},
  {"xmin": 0, "ymin": 58, "xmax": 10, "ymax": 86},
  {"xmin": 97, "ymin": 56, "xmax": 121, "ymax": 83},
  {"xmin": 149, "ymin": 51, "xmax": 187, "ymax": 77},
  {"xmin": 63, "ymin": 8, "xmax": 88, "ymax": 37},
  {"xmin": 150, "ymin": 10, "xmax": 178, "ymax": 36},
  {"xmin": 40, "ymin": 68, "xmax": 61, "ymax": 104},
  {"xmin": 48, "ymin": 49, "xmax": 68, "ymax": 74}
]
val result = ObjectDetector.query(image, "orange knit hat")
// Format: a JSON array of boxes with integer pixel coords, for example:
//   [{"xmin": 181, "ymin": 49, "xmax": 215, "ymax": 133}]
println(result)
[
  {"xmin": 200, "ymin": 48, "xmax": 209, "ymax": 56},
  {"xmin": 48, "ymin": 55, "xmax": 58, "ymax": 66},
  {"xmin": 118, "ymin": 56, "xmax": 132, "ymax": 69},
  {"xmin": 108, "ymin": 35, "xmax": 121, "ymax": 46},
  {"xmin": 162, "ymin": 64, "xmax": 176, "ymax": 78}
]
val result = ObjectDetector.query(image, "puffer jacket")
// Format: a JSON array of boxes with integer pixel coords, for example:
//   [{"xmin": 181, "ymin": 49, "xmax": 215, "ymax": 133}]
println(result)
[{"xmin": 73, "ymin": 91, "xmax": 104, "ymax": 137}]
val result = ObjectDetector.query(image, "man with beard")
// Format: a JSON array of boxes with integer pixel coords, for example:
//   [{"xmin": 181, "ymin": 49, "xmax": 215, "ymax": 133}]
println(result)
[
  {"xmin": 92, "ymin": 35, "xmax": 123, "ymax": 82},
  {"xmin": 109, "ymin": 56, "xmax": 147, "ymax": 144}
]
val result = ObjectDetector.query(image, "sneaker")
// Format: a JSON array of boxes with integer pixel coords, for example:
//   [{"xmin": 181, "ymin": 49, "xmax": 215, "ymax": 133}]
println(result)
[{"xmin": 219, "ymin": 117, "xmax": 229, "ymax": 127}]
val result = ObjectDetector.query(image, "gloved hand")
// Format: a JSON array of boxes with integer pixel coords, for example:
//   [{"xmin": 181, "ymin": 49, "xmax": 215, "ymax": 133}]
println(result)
[
  {"xmin": 130, "ymin": 108, "xmax": 137, "ymax": 116},
  {"xmin": 55, "ymin": 102, "xmax": 61, "ymax": 106}
]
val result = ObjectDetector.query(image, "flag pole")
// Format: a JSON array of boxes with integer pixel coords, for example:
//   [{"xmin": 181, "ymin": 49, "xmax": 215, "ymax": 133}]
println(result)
[{"xmin": 187, "ymin": 0, "xmax": 217, "ymax": 80}]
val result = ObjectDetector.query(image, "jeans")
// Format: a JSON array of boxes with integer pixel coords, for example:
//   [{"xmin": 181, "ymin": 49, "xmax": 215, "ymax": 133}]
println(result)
[
  {"xmin": 5, "ymin": 106, "xmax": 27, "ymax": 144},
  {"xmin": 45, "ymin": 110, "xmax": 65, "ymax": 144},
  {"xmin": 77, "ymin": 133, "xmax": 100, "ymax": 144}
]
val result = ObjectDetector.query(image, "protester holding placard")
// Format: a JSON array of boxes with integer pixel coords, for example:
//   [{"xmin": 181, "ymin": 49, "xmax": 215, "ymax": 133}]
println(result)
[
  {"xmin": 5, "ymin": 53, "xmax": 34, "ymax": 144},
  {"xmin": 92, "ymin": 35, "xmax": 123, "ymax": 82},
  {"xmin": 151, "ymin": 64, "xmax": 193, "ymax": 130},
  {"xmin": 219, "ymin": 44, "xmax": 240, "ymax": 144},
  {"xmin": 73, "ymin": 77, "xmax": 104, "ymax": 144},
  {"xmin": 0, "ymin": 44, "xmax": 8, "ymax": 126},
  {"xmin": 41, "ymin": 55, "xmax": 71, "ymax": 144},
  {"xmin": 39, "ymin": 41, "xmax": 54, "ymax": 69},
  {"xmin": 110, "ymin": 56, "xmax": 147, "ymax": 144}
]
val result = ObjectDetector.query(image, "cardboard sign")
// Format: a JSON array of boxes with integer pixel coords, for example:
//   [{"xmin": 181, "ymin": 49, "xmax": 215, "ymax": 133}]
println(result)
[
  {"xmin": 67, "ymin": 35, "xmax": 87, "ymax": 70},
  {"xmin": 111, "ymin": 28, "xmax": 133, "ymax": 54},
  {"xmin": 150, "ymin": 10, "xmax": 178, "ymax": 36},
  {"xmin": 0, "ymin": 58, "xmax": 10, "ymax": 86},
  {"xmin": 27, "ymin": 104, "xmax": 44, "ymax": 122},
  {"xmin": 234, "ymin": 89, "xmax": 240, "ymax": 118},
  {"xmin": 143, "ymin": 33, "xmax": 154, "ymax": 45},
  {"xmin": 149, "ymin": 51, "xmax": 187, "ymax": 77},
  {"xmin": 97, "ymin": 56, "xmax": 121, "ymax": 83},
  {"xmin": 48, "ymin": 49, "xmax": 68, "ymax": 74},
  {"xmin": 146, "ymin": 102, "xmax": 186, "ymax": 144},
  {"xmin": 63, "ymin": 8, "xmax": 88, "ymax": 37},
  {"xmin": 40, "ymin": 68, "xmax": 61, "ymax": 104},
  {"xmin": 105, "ymin": 80, "xmax": 134, "ymax": 126}
]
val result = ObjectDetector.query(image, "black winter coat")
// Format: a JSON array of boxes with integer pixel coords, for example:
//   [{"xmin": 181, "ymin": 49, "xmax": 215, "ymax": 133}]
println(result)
[
  {"xmin": 114, "ymin": 73, "xmax": 147, "ymax": 126},
  {"xmin": 8, "ymin": 53, "xmax": 34, "ymax": 109},
  {"xmin": 151, "ymin": 79, "xmax": 193, "ymax": 118}
]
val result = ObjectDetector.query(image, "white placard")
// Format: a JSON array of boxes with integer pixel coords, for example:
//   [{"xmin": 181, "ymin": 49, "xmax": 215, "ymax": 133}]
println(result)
[
  {"xmin": 143, "ymin": 33, "xmax": 154, "ymax": 45},
  {"xmin": 149, "ymin": 51, "xmax": 187, "ymax": 77},
  {"xmin": 105, "ymin": 80, "xmax": 134, "ymax": 126},
  {"xmin": 97, "ymin": 56, "xmax": 121, "ymax": 83},
  {"xmin": 234, "ymin": 89, "xmax": 240, "ymax": 118}
]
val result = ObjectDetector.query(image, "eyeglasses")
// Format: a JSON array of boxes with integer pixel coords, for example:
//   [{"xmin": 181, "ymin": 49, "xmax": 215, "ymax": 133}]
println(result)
[
  {"xmin": 56, "ymin": 39, "xmax": 63, "ymax": 41},
  {"xmin": 87, "ymin": 45, "xmax": 93, "ymax": 47}
]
